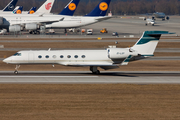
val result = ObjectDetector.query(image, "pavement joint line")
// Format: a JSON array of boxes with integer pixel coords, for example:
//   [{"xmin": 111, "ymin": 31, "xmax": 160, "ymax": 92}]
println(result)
[{"xmin": 0, "ymin": 76, "xmax": 99, "ymax": 78}]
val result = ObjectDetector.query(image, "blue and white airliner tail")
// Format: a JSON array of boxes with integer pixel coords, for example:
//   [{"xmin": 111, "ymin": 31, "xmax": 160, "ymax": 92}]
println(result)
[
  {"xmin": 13, "ymin": 6, "xmax": 23, "ymax": 14},
  {"xmin": 28, "ymin": 7, "xmax": 37, "ymax": 14},
  {"xmin": 85, "ymin": 0, "xmax": 111, "ymax": 16},
  {"xmin": 3, "ymin": 0, "xmax": 18, "ymax": 11},
  {"xmin": 59, "ymin": 0, "xmax": 80, "ymax": 16}
]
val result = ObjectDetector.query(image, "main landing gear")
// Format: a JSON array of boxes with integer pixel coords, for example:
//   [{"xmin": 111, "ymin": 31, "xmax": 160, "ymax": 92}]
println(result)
[
  {"xmin": 90, "ymin": 66, "xmax": 100, "ymax": 74},
  {"xmin": 14, "ymin": 65, "xmax": 20, "ymax": 74}
]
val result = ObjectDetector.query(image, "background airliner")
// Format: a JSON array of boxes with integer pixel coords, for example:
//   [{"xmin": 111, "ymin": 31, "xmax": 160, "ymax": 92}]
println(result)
[
  {"xmin": 0, "ymin": 0, "xmax": 111, "ymax": 34},
  {"xmin": 0, "ymin": 0, "xmax": 79, "ymax": 34},
  {"xmin": 152, "ymin": 12, "xmax": 169, "ymax": 21},
  {"xmin": 3, "ymin": 31, "xmax": 174, "ymax": 74},
  {"xmin": 0, "ymin": 0, "xmax": 18, "ymax": 12}
]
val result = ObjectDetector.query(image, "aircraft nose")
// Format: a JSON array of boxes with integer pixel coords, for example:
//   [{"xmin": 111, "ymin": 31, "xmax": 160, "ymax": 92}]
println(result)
[{"xmin": 3, "ymin": 57, "xmax": 11, "ymax": 63}]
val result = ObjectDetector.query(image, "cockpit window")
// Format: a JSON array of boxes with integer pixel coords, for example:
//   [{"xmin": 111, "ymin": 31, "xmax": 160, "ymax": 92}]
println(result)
[{"xmin": 13, "ymin": 53, "xmax": 21, "ymax": 56}]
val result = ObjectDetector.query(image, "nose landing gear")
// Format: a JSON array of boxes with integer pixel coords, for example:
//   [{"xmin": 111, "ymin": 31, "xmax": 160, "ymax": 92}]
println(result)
[{"xmin": 14, "ymin": 65, "xmax": 20, "ymax": 74}]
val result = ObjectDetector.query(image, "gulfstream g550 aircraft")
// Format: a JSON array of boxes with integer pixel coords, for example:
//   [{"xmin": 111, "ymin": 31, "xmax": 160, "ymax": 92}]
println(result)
[{"xmin": 3, "ymin": 31, "xmax": 173, "ymax": 74}]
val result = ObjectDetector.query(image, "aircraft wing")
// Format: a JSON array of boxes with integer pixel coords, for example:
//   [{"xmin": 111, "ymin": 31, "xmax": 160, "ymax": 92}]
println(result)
[
  {"xmin": 11, "ymin": 17, "xmax": 64, "ymax": 26},
  {"xmin": 40, "ymin": 17, "xmax": 64, "ymax": 24},
  {"xmin": 59, "ymin": 62, "xmax": 114, "ymax": 66},
  {"xmin": 95, "ymin": 16, "xmax": 113, "ymax": 22},
  {"xmin": 59, "ymin": 62, "xmax": 120, "ymax": 70}
]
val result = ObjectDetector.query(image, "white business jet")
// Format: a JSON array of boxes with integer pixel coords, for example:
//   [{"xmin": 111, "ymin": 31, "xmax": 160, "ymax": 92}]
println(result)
[{"xmin": 3, "ymin": 31, "xmax": 174, "ymax": 74}]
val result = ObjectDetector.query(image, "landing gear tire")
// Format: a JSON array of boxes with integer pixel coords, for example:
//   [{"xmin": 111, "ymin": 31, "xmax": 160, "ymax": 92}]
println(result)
[
  {"xmin": 14, "ymin": 70, "xmax": 18, "ymax": 75},
  {"xmin": 96, "ymin": 70, "xmax": 100, "ymax": 75},
  {"xmin": 90, "ymin": 66, "xmax": 100, "ymax": 74},
  {"xmin": 29, "ymin": 31, "xmax": 33, "ymax": 34},
  {"xmin": 14, "ymin": 65, "xmax": 20, "ymax": 75}
]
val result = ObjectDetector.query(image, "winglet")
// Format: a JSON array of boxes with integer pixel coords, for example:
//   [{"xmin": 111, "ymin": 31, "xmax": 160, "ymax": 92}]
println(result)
[
  {"xmin": 59, "ymin": 0, "xmax": 80, "ymax": 16},
  {"xmin": 3, "ymin": 0, "xmax": 18, "ymax": 11},
  {"xmin": 85, "ymin": 0, "xmax": 111, "ymax": 16}
]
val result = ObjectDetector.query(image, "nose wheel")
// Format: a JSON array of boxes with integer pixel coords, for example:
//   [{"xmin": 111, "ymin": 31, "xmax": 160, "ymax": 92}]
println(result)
[
  {"xmin": 14, "ymin": 65, "xmax": 20, "ymax": 74},
  {"xmin": 14, "ymin": 70, "xmax": 18, "ymax": 74}
]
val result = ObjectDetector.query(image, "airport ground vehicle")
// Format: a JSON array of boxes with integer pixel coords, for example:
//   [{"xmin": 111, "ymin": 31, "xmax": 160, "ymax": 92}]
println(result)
[
  {"xmin": 100, "ymin": 28, "xmax": 108, "ymax": 33},
  {"xmin": 112, "ymin": 32, "xmax": 118, "ymax": 36},
  {"xmin": 87, "ymin": 29, "xmax": 93, "ymax": 35}
]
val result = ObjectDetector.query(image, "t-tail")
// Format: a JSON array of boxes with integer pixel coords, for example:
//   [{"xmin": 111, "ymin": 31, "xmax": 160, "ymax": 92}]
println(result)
[
  {"xmin": 28, "ymin": 7, "xmax": 37, "ymax": 14},
  {"xmin": 13, "ymin": 6, "xmax": 23, "ymax": 14},
  {"xmin": 35, "ymin": 0, "xmax": 55, "ymax": 14},
  {"xmin": 3, "ymin": 0, "xmax": 18, "ymax": 11},
  {"xmin": 85, "ymin": 0, "xmax": 111, "ymax": 16},
  {"xmin": 131, "ymin": 31, "xmax": 174, "ymax": 57},
  {"xmin": 59, "ymin": 0, "xmax": 80, "ymax": 16}
]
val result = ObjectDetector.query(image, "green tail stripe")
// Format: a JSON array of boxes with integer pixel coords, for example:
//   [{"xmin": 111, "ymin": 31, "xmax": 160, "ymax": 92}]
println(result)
[
  {"xmin": 137, "ymin": 31, "xmax": 170, "ymax": 45},
  {"xmin": 124, "ymin": 55, "xmax": 132, "ymax": 62}
]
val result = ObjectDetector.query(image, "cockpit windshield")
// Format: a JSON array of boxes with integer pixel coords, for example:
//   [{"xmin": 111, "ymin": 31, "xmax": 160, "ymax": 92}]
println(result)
[{"xmin": 13, "ymin": 53, "xmax": 21, "ymax": 56}]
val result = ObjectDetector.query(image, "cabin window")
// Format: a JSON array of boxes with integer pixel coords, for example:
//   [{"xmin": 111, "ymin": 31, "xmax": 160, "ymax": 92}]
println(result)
[
  {"xmin": 74, "ymin": 55, "xmax": 78, "ymax": 58},
  {"xmin": 82, "ymin": 55, "xmax": 86, "ymax": 58},
  {"xmin": 38, "ymin": 55, "xmax": 42, "ymax": 59},
  {"xmin": 13, "ymin": 53, "xmax": 21, "ymax": 56},
  {"xmin": 53, "ymin": 55, "xmax": 56, "ymax": 58},
  {"xmin": 60, "ymin": 55, "xmax": 64, "ymax": 58},
  {"xmin": 67, "ymin": 55, "xmax": 71, "ymax": 58},
  {"xmin": 45, "ymin": 55, "xmax": 49, "ymax": 58}
]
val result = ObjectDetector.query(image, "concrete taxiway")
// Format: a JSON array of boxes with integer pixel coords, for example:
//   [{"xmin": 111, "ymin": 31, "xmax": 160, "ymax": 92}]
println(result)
[{"xmin": 0, "ymin": 71, "xmax": 179, "ymax": 84}]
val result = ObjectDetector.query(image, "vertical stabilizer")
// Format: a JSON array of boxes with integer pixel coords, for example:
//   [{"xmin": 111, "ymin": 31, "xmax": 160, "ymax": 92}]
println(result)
[
  {"xmin": 3, "ymin": 0, "xmax": 18, "ymax": 11},
  {"xmin": 59, "ymin": 0, "xmax": 80, "ymax": 16},
  {"xmin": 132, "ymin": 31, "xmax": 173, "ymax": 56},
  {"xmin": 35, "ymin": 0, "xmax": 55, "ymax": 14},
  {"xmin": 13, "ymin": 6, "xmax": 23, "ymax": 14},
  {"xmin": 85, "ymin": 0, "xmax": 111, "ymax": 16},
  {"xmin": 28, "ymin": 7, "xmax": 37, "ymax": 14}
]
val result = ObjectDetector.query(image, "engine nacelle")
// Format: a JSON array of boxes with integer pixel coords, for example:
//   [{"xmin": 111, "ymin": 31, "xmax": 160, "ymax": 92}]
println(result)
[
  {"xmin": 108, "ymin": 48, "xmax": 130, "ymax": 59},
  {"xmin": 166, "ymin": 16, "xmax": 169, "ymax": 20},
  {"xmin": 9, "ymin": 25, "xmax": 21, "ymax": 32},
  {"xmin": 108, "ymin": 48, "xmax": 139, "ymax": 59},
  {"xmin": 25, "ymin": 23, "xmax": 38, "ymax": 30},
  {"xmin": 0, "ymin": 17, "xmax": 4, "ymax": 25}
]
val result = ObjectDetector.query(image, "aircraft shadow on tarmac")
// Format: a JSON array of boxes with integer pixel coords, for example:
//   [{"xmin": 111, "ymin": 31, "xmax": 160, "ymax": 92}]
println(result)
[{"xmin": 0, "ymin": 72, "xmax": 179, "ymax": 77}]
